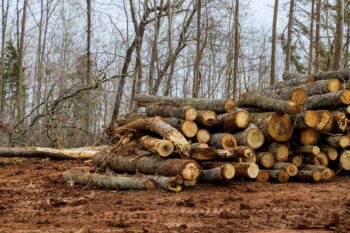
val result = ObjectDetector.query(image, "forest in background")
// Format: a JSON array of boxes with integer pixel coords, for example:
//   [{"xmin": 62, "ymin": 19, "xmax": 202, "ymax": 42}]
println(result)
[{"xmin": 0, "ymin": 0, "xmax": 348, "ymax": 147}]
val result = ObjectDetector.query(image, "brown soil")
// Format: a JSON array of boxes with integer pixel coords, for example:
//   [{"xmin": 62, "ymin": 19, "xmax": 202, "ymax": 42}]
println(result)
[{"xmin": 1, "ymin": 159, "xmax": 350, "ymax": 233}]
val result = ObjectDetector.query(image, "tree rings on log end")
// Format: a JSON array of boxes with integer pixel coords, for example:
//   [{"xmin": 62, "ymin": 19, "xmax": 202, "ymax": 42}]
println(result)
[
  {"xmin": 222, "ymin": 134, "xmax": 238, "ymax": 149},
  {"xmin": 291, "ymin": 88, "xmax": 308, "ymax": 106},
  {"xmin": 181, "ymin": 162, "xmax": 201, "ymax": 181},
  {"xmin": 157, "ymin": 140, "xmax": 174, "ymax": 157},
  {"xmin": 268, "ymin": 112, "xmax": 293, "ymax": 142},
  {"xmin": 300, "ymin": 128, "xmax": 320, "ymax": 145},
  {"xmin": 340, "ymin": 90, "xmax": 350, "ymax": 104},
  {"xmin": 235, "ymin": 110, "xmax": 250, "ymax": 129},
  {"xmin": 340, "ymin": 150, "xmax": 350, "ymax": 170},
  {"xmin": 181, "ymin": 121, "xmax": 198, "ymax": 138},
  {"xmin": 246, "ymin": 128, "xmax": 265, "ymax": 149},
  {"xmin": 327, "ymin": 79, "xmax": 342, "ymax": 92},
  {"xmin": 222, "ymin": 164, "xmax": 235, "ymax": 179},
  {"xmin": 184, "ymin": 107, "xmax": 198, "ymax": 121},
  {"xmin": 197, "ymin": 129, "xmax": 211, "ymax": 143},
  {"xmin": 256, "ymin": 170, "xmax": 269, "ymax": 182},
  {"xmin": 224, "ymin": 99, "xmax": 236, "ymax": 112}
]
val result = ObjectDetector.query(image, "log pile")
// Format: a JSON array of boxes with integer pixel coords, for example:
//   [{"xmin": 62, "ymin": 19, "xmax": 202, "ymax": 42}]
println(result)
[{"xmin": 62, "ymin": 69, "xmax": 350, "ymax": 192}]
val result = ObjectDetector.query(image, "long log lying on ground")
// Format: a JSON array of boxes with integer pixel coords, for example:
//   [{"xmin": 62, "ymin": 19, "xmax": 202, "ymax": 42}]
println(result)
[
  {"xmin": 234, "ymin": 124, "xmax": 265, "ymax": 149},
  {"xmin": 106, "ymin": 152, "xmax": 201, "ymax": 181},
  {"xmin": 63, "ymin": 170, "xmax": 156, "ymax": 190},
  {"xmin": 0, "ymin": 157, "xmax": 42, "ymax": 165},
  {"xmin": 237, "ymin": 92, "xmax": 302, "ymax": 114},
  {"xmin": 0, "ymin": 147, "xmax": 100, "ymax": 159},
  {"xmin": 134, "ymin": 94, "xmax": 236, "ymax": 113},
  {"xmin": 282, "ymin": 71, "xmax": 315, "ymax": 81},
  {"xmin": 145, "ymin": 105, "xmax": 198, "ymax": 121},
  {"xmin": 208, "ymin": 133, "xmax": 237, "ymax": 149},
  {"xmin": 199, "ymin": 164, "xmax": 235, "ymax": 183},
  {"xmin": 143, "ymin": 175, "xmax": 183, "ymax": 192},
  {"xmin": 306, "ymin": 90, "xmax": 350, "ymax": 109},
  {"xmin": 249, "ymin": 112, "xmax": 293, "ymax": 142},
  {"xmin": 216, "ymin": 110, "xmax": 250, "ymax": 133},
  {"xmin": 162, "ymin": 118, "xmax": 198, "ymax": 138},
  {"xmin": 139, "ymin": 135, "xmax": 174, "ymax": 157},
  {"xmin": 115, "ymin": 117, "xmax": 190, "ymax": 158}
]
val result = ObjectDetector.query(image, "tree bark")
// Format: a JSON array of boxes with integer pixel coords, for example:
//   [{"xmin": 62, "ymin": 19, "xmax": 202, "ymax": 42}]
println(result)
[
  {"xmin": 233, "ymin": 123, "xmax": 265, "ymax": 149},
  {"xmin": 139, "ymin": 135, "xmax": 174, "ymax": 157},
  {"xmin": 145, "ymin": 105, "xmax": 198, "ymax": 121},
  {"xmin": 233, "ymin": 0, "xmax": 240, "ymax": 97},
  {"xmin": 273, "ymin": 162, "xmax": 298, "ymax": 177},
  {"xmin": 296, "ymin": 145, "xmax": 320, "ymax": 155},
  {"xmin": 238, "ymin": 92, "xmax": 302, "ymax": 114},
  {"xmin": 314, "ymin": 0, "xmax": 321, "ymax": 73},
  {"xmin": 161, "ymin": 118, "xmax": 198, "ymax": 138},
  {"xmin": 270, "ymin": 0, "xmax": 279, "ymax": 86},
  {"xmin": 63, "ymin": 170, "xmax": 156, "ymax": 190},
  {"xmin": 308, "ymin": 0, "xmax": 315, "ymax": 74},
  {"xmin": 216, "ymin": 110, "xmax": 249, "ymax": 133},
  {"xmin": 285, "ymin": 0, "xmax": 294, "ymax": 72},
  {"xmin": 332, "ymin": 0, "xmax": 344, "ymax": 70},
  {"xmin": 199, "ymin": 164, "xmax": 235, "ymax": 183},
  {"xmin": 297, "ymin": 170, "xmax": 322, "ymax": 182},
  {"xmin": 256, "ymin": 152, "xmax": 275, "ymax": 169},
  {"xmin": 208, "ymin": 133, "xmax": 237, "ymax": 149},
  {"xmin": 143, "ymin": 174, "xmax": 183, "ymax": 192},
  {"xmin": 325, "ymin": 135, "xmax": 350, "ymax": 148},
  {"xmin": 306, "ymin": 90, "xmax": 350, "ymax": 109},
  {"xmin": 201, "ymin": 162, "xmax": 259, "ymax": 179},
  {"xmin": 134, "ymin": 94, "xmax": 236, "ymax": 113}
]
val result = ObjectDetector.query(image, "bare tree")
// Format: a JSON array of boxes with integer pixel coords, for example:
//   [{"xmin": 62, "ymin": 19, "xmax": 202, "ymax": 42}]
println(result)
[
  {"xmin": 233, "ymin": 0, "xmax": 239, "ymax": 97},
  {"xmin": 0, "ymin": 0, "xmax": 9, "ymax": 117},
  {"xmin": 308, "ymin": 0, "xmax": 315, "ymax": 74},
  {"xmin": 270, "ymin": 0, "xmax": 279, "ymax": 86},
  {"xmin": 314, "ymin": 0, "xmax": 321, "ymax": 73},
  {"xmin": 192, "ymin": 0, "xmax": 202, "ymax": 98},
  {"xmin": 285, "ymin": 0, "xmax": 294, "ymax": 72},
  {"xmin": 333, "ymin": 0, "xmax": 344, "ymax": 70}
]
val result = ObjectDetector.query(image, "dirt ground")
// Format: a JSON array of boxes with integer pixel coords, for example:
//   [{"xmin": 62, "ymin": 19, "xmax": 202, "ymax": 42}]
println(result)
[{"xmin": 1, "ymin": 159, "xmax": 350, "ymax": 233}]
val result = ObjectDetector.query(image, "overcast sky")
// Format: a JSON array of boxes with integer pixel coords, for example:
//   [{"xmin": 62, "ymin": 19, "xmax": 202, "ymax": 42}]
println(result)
[{"xmin": 250, "ymin": 0, "xmax": 288, "ymax": 28}]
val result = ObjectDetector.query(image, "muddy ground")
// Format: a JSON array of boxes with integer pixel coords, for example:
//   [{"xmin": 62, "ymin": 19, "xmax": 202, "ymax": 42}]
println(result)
[{"xmin": 0, "ymin": 159, "xmax": 350, "ymax": 233}]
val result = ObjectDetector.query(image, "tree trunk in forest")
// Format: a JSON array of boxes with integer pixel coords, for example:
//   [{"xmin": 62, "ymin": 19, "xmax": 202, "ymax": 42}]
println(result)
[
  {"xmin": 333, "ymin": 0, "xmax": 344, "ymax": 70},
  {"xmin": 238, "ymin": 92, "xmax": 302, "ymax": 114},
  {"xmin": 270, "ymin": 0, "xmax": 279, "ymax": 86},
  {"xmin": 285, "ymin": 0, "xmax": 294, "ymax": 72},
  {"xmin": 308, "ymin": 0, "xmax": 315, "ymax": 74},
  {"xmin": 63, "ymin": 170, "xmax": 156, "ymax": 190},
  {"xmin": 135, "ymin": 94, "xmax": 236, "ymax": 112},
  {"xmin": 192, "ymin": 0, "xmax": 201, "ymax": 98}
]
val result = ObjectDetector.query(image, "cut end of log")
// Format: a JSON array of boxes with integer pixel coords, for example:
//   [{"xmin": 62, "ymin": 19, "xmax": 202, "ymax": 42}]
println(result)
[
  {"xmin": 314, "ymin": 152, "xmax": 329, "ymax": 167},
  {"xmin": 300, "ymin": 128, "xmax": 320, "ymax": 145},
  {"xmin": 291, "ymin": 88, "xmax": 308, "ymax": 106},
  {"xmin": 322, "ymin": 168, "xmax": 335, "ymax": 181},
  {"xmin": 181, "ymin": 121, "xmax": 198, "ymax": 138},
  {"xmin": 196, "ymin": 129, "xmax": 211, "ymax": 143},
  {"xmin": 224, "ymin": 99, "xmax": 236, "ymax": 112},
  {"xmin": 181, "ymin": 162, "xmax": 201, "ymax": 180},
  {"xmin": 198, "ymin": 110, "xmax": 217, "ymax": 126},
  {"xmin": 269, "ymin": 170, "xmax": 290, "ymax": 183},
  {"xmin": 256, "ymin": 170, "xmax": 269, "ymax": 182},
  {"xmin": 339, "ymin": 135, "xmax": 350, "ymax": 148},
  {"xmin": 235, "ymin": 110, "xmax": 250, "ymax": 129},
  {"xmin": 268, "ymin": 112, "xmax": 293, "ymax": 142},
  {"xmin": 222, "ymin": 134, "xmax": 238, "ymax": 149},
  {"xmin": 323, "ymin": 147, "xmax": 338, "ymax": 161},
  {"xmin": 340, "ymin": 90, "xmax": 350, "ymax": 104},
  {"xmin": 285, "ymin": 164, "xmax": 298, "ymax": 177},
  {"xmin": 287, "ymin": 101, "xmax": 302, "ymax": 114},
  {"xmin": 246, "ymin": 128, "xmax": 265, "ymax": 149},
  {"xmin": 271, "ymin": 144, "xmax": 289, "ymax": 162},
  {"xmin": 327, "ymin": 79, "xmax": 342, "ymax": 92},
  {"xmin": 304, "ymin": 111, "xmax": 320, "ymax": 128},
  {"xmin": 247, "ymin": 163, "xmax": 259, "ymax": 179},
  {"xmin": 290, "ymin": 155, "xmax": 304, "ymax": 168},
  {"xmin": 340, "ymin": 150, "xmax": 350, "ymax": 170},
  {"xmin": 306, "ymin": 75, "xmax": 315, "ymax": 83},
  {"xmin": 184, "ymin": 106, "xmax": 198, "ymax": 121},
  {"xmin": 257, "ymin": 152, "xmax": 275, "ymax": 169},
  {"xmin": 157, "ymin": 140, "xmax": 174, "ymax": 157},
  {"xmin": 222, "ymin": 164, "xmax": 235, "ymax": 179}
]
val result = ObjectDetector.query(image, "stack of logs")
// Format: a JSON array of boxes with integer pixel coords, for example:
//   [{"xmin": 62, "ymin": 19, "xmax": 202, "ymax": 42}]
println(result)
[{"xmin": 63, "ymin": 69, "xmax": 350, "ymax": 192}]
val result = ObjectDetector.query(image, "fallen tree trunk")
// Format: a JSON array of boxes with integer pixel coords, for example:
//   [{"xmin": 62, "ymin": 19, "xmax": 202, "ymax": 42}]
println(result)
[
  {"xmin": 143, "ymin": 175, "xmax": 183, "ymax": 192},
  {"xmin": 134, "ymin": 94, "xmax": 236, "ymax": 113},
  {"xmin": 0, "ymin": 147, "xmax": 99, "ymax": 159},
  {"xmin": 216, "ymin": 110, "xmax": 250, "ymax": 133},
  {"xmin": 115, "ymin": 117, "xmax": 190, "ymax": 158},
  {"xmin": 199, "ymin": 164, "xmax": 235, "ymax": 183},
  {"xmin": 208, "ymin": 133, "xmax": 237, "ymax": 149},
  {"xmin": 249, "ymin": 112, "xmax": 293, "ymax": 142},
  {"xmin": 106, "ymin": 152, "xmax": 201, "ymax": 181},
  {"xmin": 162, "ymin": 118, "xmax": 198, "ymax": 138},
  {"xmin": 145, "ymin": 105, "xmax": 198, "ymax": 121},
  {"xmin": 306, "ymin": 90, "xmax": 350, "ymax": 109},
  {"xmin": 233, "ymin": 124, "xmax": 265, "ymax": 149},
  {"xmin": 0, "ymin": 157, "xmax": 42, "ymax": 165},
  {"xmin": 139, "ymin": 135, "xmax": 174, "ymax": 157},
  {"xmin": 63, "ymin": 170, "xmax": 156, "ymax": 190},
  {"xmin": 237, "ymin": 92, "xmax": 302, "ymax": 114}
]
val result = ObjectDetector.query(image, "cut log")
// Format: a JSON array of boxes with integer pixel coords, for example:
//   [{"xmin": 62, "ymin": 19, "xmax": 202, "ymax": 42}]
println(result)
[
  {"xmin": 134, "ymin": 94, "xmax": 236, "ymax": 112},
  {"xmin": 288, "ymin": 155, "xmax": 304, "ymax": 168},
  {"xmin": 302, "ymin": 164, "xmax": 334, "ymax": 180},
  {"xmin": 216, "ymin": 110, "xmax": 250, "ymax": 133},
  {"xmin": 331, "ymin": 111, "xmax": 348, "ymax": 132},
  {"xmin": 196, "ymin": 129, "xmax": 211, "ymax": 143},
  {"xmin": 325, "ymin": 135, "xmax": 350, "ymax": 148},
  {"xmin": 215, "ymin": 146, "xmax": 255, "ymax": 161},
  {"xmin": 321, "ymin": 168, "xmax": 335, "ymax": 181},
  {"xmin": 293, "ymin": 110, "xmax": 334, "ymax": 133},
  {"xmin": 139, "ymin": 136, "xmax": 174, "ymax": 157},
  {"xmin": 199, "ymin": 164, "xmax": 235, "ymax": 183},
  {"xmin": 339, "ymin": 150, "xmax": 350, "ymax": 170},
  {"xmin": 234, "ymin": 123, "xmax": 265, "ymax": 149},
  {"xmin": 268, "ymin": 170, "xmax": 290, "ymax": 183},
  {"xmin": 115, "ymin": 117, "xmax": 190, "ymax": 158},
  {"xmin": 249, "ymin": 112, "xmax": 293, "ymax": 142},
  {"xmin": 201, "ymin": 162, "xmax": 259, "ymax": 179},
  {"xmin": 63, "ymin": 170, "xmax": 156, "ymax": 190},
  {"xmin": 145, "ymin": 105, "xmax": 198, "ymax": 121},
  {"xmin": 282, "ymin": 71, "xmax": 315, "ymax": 81},
  {"xmin": 106, "ymin": 152, "xmax": 201, "ymax": 181},
  {"xmin": 304, "ymin": 152, "xmax": 329, "ymax": 167},
  {"xmin": 275, "ymin": 80, "xmax": 341, "ymax": 97},
  {"xmin": 270, "ymin": 88, "xmax": 308, "ymax": 106},
  {"xmin": 268, "ymin": 143, "xmax": 289, "ymax": 162},
  {"xmin": 237, "ymin": 92, "xmax": 302, "ymax": 114},
  {"xmin": 297, "ymin": 170, "xmax": 323, "ymax": 182},
  {"xmin": 116, "ymin": 112, "xmax": 147, "ymax": 126},
  {"xmin": 273, "ymin": 75, "xmax": 314, "ymax": 89},
  {"xmin": 256, "ymin": 170, "xmax": 270, "ymax": 182},
  {"xmin": 162, "ymin": 118, "xmax": 198, "ymax": 138},
  {"xmin": 0, "ymin": 147, "xmax": 99, "ymax": 159},
  {"xmin": 306, "ymin": 90, "xmax": 350, "ymax": 109},
  {"xmin": 0, "ymin": 157, "xmax": 42, "ymax": 165},
  {"xmin": 300, "ymin": 128, "xmax": 320, "ymax": 145},
  {"xmin": 190, "ymin": 147, "xmax": 218, "ymax": 161},
  {"xmin": 314, "ymin": 69, "xmax": 350, "ymax": 81},
  {"xmin": 320, "ymin": 146, "xmax": 338, "ymax": 161},
  {"xmin": 197, "ymin": 110, "xmax": 217, "ymax": 127},
  {"xmin": 256, "ymin": 152, "xmax": 275, "ymax": 169},
  {"xmin": 273, "ymin": 162, "xmax": 298, "ymax": 177},
  {"xmin": 143, "ymin": 175, "xmax": 183, "ymax": 192},
  {"xmin": 208, "ymin": 133, "xmax": 237, "ymax": 149},
  {"xmin": 296, "ymin": 146, "xmax": 320, "ymax": 155},
  {"xmin": 190, "ymin": 143, "xmax": 209, "ymax": 149},
  {"xmin": 183, "ymin": 180, "xmax": 197, "ymax": 187}
]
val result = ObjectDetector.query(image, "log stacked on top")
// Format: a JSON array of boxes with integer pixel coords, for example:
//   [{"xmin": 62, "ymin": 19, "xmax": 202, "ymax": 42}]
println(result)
[{"xmin": 62, "ymin": 69, "xmax": 350, "ymax": 192}]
